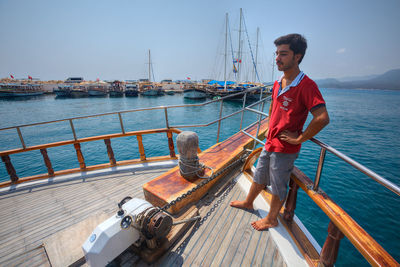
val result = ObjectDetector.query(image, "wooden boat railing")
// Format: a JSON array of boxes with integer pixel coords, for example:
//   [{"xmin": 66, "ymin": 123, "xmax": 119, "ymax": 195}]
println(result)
[
  {"xmin": 242, "ymin": 123, "xmax": 400, "ymax": 266},
  {"xmin": 0, "ymin": 128, "xmax": 181, "ymax": 187},
  {"xmin": 0, "ymin": 87, "xmax": 269, "ymax": 187}
]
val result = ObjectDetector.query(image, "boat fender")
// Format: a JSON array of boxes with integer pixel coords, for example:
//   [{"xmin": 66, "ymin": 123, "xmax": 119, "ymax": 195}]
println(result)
[{"xmin": 177, "ymin": 131, "xmax": 213, "ymax": 181}]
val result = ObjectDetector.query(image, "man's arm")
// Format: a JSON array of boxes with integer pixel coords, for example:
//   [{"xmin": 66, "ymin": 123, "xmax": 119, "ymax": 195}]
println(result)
[{"xmin": 278, "ymin": 106, "xmax": 329, "ymax": 145}]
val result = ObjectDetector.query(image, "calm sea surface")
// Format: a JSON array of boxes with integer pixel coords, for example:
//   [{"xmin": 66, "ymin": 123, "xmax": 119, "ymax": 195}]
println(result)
[{"xmin": 0, "ymin": 88, "xmax": 399, "ymax": 266}]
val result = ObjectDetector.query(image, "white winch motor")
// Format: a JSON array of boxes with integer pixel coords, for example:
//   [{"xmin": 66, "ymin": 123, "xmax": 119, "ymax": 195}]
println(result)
[{"xmin": 82, "ymin": 197, "xmax": 172, "ymax": 266}]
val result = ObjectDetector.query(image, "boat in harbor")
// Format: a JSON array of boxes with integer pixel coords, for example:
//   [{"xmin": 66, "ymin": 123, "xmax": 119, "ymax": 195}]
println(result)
[
  {"xmin": 165, "ymin": 90, "xmax": 175, "ymax": 95},
  {"xmin": 0, "ymin": 83, "xmax": 44, "ymax": 97},
  {"xmin": 53, "ymin": 84, "xmax": 73, "ymax": 97},
  {"xmin": 140, "ymin": 50, "xmax": 164, "ymax": 97},
  {"xmin": 70, "ymin": 84, "xmax": 89, "ymax": 98},
  {"xmin": 109, "ymin": 80, "xmax": 124, "ymax": 97},
  {"xmin": 183, "ymin": 82, "xmax": 208, "ymax": 99},
  {"xmin": 140, "ymin": 84, "xmax": 163, "ymax": 96},
  {"xmin": 87, "ymin": 82, "xmax": 109, "ymax": 97},
  {"xmin": 141, "ymin": 85, "xmax": 163, "ymax": 96},
  {"xmin": 206, "ymin": 12, "xmax": 246, "ymax": 101},
  {"xmin": 125, "ymin": 82, "xmax": 139, "ymax": 97},
  {"xmin": 207, "ymin": 82, "xmax": 245, "ymax": 100},
  {"xmin": 0, "ymin": 86, "xmax": 398, "ymax": 267},
  {"xmin": 183, "ymin": 88, "xmax": 207, "ymax": 99}
]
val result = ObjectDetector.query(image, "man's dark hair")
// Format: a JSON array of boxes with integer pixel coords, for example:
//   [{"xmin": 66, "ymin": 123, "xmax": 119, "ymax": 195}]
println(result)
[{"xmin": 274, "ymin": 34, "xmax": 307, "ymax": 64}]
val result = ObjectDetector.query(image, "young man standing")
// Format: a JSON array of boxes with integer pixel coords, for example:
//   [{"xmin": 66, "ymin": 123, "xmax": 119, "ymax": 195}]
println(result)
[{"xmin": 230, "ymin": 33, "xmax": 330, "ymax": 231}]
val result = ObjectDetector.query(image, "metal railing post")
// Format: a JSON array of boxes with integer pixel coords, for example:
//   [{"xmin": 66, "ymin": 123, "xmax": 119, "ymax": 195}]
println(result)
[
  {"xmin": 253, "ymin": 95, "xmax": 266, "ymax": 150},
  {"xmin": 216, "ymin": 99, "xmax": 224, "ymax": 143},
  {"xmin": 69, "ymin": 119, "xmax": 77, "ymax": 141},
  {"xmin": 164, "ymin": 107, "xmax": 170, "ymax": 129},
  {"xmin": 118, "ymin": 112, "xmax": 125, "ymax": 134},
  {"xmin": 258, "ymin": 86, "xmax": 264, "ymax": 101},
  {"xmin": 314, "ymin": 147, "xmax": 327, "ymax": 191},
  {"xmin": 239, "ymin": 92, "xmax": 247, "ymax": 130},
  {"xmin": 16, "ymin": 127, "xmax": 26, "ymax": 149}
]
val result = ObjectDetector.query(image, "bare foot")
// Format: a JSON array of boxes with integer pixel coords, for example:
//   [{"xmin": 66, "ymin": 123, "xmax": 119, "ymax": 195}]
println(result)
[
  {"xmin": 230, "ymin": 200, "xmax": 253, "ymax": 210},
  {"xmin": 251, "ymin": 217, "xmax": 278, "ymax": 231}
]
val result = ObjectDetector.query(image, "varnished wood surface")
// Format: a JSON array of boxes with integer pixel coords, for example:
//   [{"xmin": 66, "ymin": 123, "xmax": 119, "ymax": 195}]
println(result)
[
  {"xmin": 0, "ymin": 128, "xmax": 181, "ymax": 157},
  {"xmin": 0, "ymin": 167, "xmax": 170, "ymax": 266},
  {"xmin": 291, "ymin": 167, "xmax": 399, "ymax": 267},
  {"xmin": 0, "ymin": 128, "xmax": 181, "ymax": 186},
  {"xmin": 143, "ymin": 118, "xmax": 269, "ymax": 214}
]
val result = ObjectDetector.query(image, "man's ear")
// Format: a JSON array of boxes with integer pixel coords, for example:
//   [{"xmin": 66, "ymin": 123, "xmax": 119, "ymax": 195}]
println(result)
[{"xmin": 295, "ymin": 53, "xmax": 302, "ymax": 64}]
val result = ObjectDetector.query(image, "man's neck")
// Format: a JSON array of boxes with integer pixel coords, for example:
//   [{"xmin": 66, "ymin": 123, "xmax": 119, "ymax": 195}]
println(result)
[{"xmin": 283, "ymin": 66, "xmax": 301, "ymax": 83}]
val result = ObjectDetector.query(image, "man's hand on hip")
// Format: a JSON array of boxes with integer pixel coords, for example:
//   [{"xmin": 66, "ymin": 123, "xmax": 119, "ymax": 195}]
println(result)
[{"xmin": 278, "ymin": 130, "xmax": 301, "ymax": 145}]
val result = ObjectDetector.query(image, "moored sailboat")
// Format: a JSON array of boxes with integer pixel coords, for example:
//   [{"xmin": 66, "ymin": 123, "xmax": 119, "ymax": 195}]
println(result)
[{"xmin": 140, "ymin": 50, "xmax": 163, "ymax": 96}]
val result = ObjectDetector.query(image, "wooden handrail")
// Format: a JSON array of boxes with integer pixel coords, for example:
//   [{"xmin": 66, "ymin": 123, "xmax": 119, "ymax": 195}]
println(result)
[
  {"xmin": 0, "ymin": 128, "xmax": 182, "ymax": 157},
  {"xmin": 291, "ymin": 167, "xmax": 398, "ymax": 267},
  {"xmin": 242, "ymin": 148, "xmax": 398, "ymax": 266},
  {"xmin": 0, "ymin": 128, "xmax": 183, "ymax": 186}
]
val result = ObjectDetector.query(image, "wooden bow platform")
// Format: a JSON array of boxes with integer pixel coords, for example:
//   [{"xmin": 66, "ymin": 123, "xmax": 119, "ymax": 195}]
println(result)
[{"xmin": 143, "ymin": 119, "xmax": 269, "ymax": 214}]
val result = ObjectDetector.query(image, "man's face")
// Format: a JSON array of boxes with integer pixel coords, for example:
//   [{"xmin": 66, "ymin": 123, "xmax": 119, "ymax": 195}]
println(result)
[{"xmin": 275, "ymin": 44, "xmax": 300, "ymax": 72}]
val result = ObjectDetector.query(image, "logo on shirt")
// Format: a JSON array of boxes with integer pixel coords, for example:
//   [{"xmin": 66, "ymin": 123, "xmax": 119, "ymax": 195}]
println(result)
[{"xmin": 280, "ymin": 96, "xmax": 293, "ymax": 111}]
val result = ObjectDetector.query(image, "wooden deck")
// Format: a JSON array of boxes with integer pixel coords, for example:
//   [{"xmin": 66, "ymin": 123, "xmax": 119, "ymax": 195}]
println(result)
[
  {"xmin": 156, "ymin": 174, "xmax": 287, "ymax": 267},
  {"xmin": 0, "ymin": 162, "xmax": 294, "ymax": 267},
  {"xmin": 0, "ymin": 165, "xmax": 171, "ymax": 266}
]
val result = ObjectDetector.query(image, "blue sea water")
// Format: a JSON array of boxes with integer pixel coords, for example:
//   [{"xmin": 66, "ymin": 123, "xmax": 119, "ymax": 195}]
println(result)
[{"xmin": 0, "ymin": 89, "xmax": 399, "ymax": 266}]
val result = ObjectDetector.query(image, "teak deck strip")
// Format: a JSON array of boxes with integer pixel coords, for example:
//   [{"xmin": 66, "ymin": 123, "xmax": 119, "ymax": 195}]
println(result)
[
  {"xmin": 156, "ymin": 176, "xmax": 286, "ymax": 267},
  {"xmin": 143, "ymin": 118, "xmax": 269, "ymax": 214},
  {"xmin": 0, "ymin": 167, "xmax": 170, "ymax": 266}
]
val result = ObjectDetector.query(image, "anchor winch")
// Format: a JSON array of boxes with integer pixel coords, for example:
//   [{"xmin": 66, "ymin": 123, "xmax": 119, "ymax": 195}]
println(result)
[{"xmin": 82, "ymin": 197, "xmax": 172, "ymax": 266}]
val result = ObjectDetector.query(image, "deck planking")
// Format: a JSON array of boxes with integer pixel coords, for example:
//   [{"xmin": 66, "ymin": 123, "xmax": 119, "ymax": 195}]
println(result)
[
  {"xmin": 0, "ymin": 163, "xmax": 289, "ymax": 266},
  {"xmin": 152, "ymin": 175, "xmax": 286, "ymax": 267},
  {"xmin": 0, "ymin": 167, "xmax": 170, "ymax": 266}
]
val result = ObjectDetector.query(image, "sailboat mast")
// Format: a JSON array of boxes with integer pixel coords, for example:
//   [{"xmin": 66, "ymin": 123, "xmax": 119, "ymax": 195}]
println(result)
[
  {"xmin": 224, "ymin": 13, "xmax": 228, "ymax": 90},
  {"xmin": 237, "ymin": 8, "xmax": 243, "ymax": 82},
  {"xmin": 271, "ymin": 52, "xmax": 275, "ymax": 82},
  {"xmin": 253, "ymin": 27, "xmax": 259, "ymax": 83},
  {"xmin": 148, "ymin": 49, "xmax": 151, "ymax": 82}
]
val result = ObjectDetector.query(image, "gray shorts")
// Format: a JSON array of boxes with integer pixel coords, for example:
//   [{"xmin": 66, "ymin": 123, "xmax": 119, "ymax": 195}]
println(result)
[{"xmin": 253, "ymin": 148, "xmax": 298, "ymax": 201}]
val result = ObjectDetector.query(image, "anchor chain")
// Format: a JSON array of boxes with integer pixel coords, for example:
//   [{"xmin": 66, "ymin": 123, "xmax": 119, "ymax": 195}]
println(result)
[{"xmin": 159, "ymin": 150, "xmax": 251, "ymax": 212}]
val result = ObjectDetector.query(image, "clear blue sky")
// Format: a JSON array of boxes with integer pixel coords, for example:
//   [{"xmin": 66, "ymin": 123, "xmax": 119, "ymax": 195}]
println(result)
[{"xmin": 1, "ymin": 0, "xmax": 399, "ymax": 82}]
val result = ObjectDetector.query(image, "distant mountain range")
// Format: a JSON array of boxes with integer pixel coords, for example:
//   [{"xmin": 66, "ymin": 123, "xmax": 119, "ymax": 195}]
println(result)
[{"xmin": 315, "ymin": 69, "xmax": 400, "ymax": 90}]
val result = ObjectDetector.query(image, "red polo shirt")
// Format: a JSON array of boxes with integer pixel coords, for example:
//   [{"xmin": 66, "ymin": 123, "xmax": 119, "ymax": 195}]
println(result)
[{"xmin": 265, "ymin": 73, "xmax": 325, "ymax": 153}]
